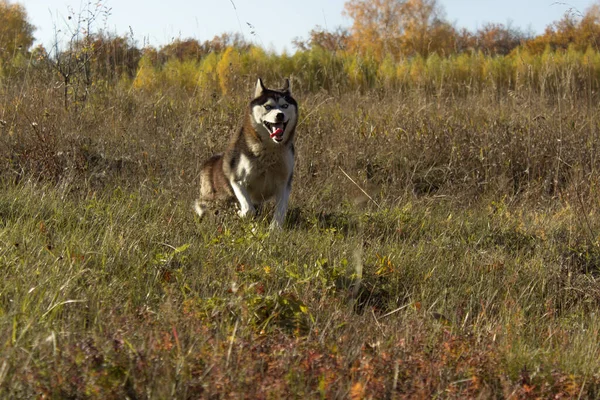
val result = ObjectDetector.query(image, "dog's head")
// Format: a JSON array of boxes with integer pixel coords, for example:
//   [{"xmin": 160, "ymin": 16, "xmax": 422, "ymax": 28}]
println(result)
[{"xmin": 250, "ymin": 78, "xmax": 298, "ymax": 144}]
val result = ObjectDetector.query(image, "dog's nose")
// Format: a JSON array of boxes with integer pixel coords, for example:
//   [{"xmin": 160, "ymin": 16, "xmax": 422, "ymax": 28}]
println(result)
[{"xmin": 275, "ymin": 112, "xmax": 285, "ymax": 122}]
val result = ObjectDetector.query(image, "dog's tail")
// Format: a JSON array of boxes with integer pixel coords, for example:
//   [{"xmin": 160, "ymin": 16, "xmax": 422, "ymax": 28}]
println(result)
[{"xmin": 193, "ymin": 199, "xmax": 206, "ymax": 219}]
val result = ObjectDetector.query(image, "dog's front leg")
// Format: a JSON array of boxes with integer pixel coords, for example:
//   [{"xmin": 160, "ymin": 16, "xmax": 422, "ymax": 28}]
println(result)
[
  {"xmin": 230, "ymin": 180, "xmax": 256, "ymax": 218},
  {"xmin": 270, "ymin": 184, "xmax": 290, "ymax": 230}
]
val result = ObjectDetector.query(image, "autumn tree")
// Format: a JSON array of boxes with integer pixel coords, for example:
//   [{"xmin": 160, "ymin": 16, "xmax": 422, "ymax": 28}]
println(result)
[
  {"xmin": 399, "ymin": 0, "xmax": 456, "ymax": 56},
  {"xmin": 158, "ymin": 38, "xmax": 203, "ymax": 63},
  {"xmin": 46, "ymin": 1, "xmax": 112, "ymax": 108},
  {"xmin": 343, "ymin": 0, "xmax": 405, "ymax": 59},
  {"xmin": 343, "ymin": 0, "xmax": 455, "ymax": 59},
  {"xmin": 292, "ymin": 26, "xmax": 350, "ymax": 52},
  {"xmin": 0, "ymin": 0, "xmax": 35, "ymax": 60},
  {"xmin": 453, "ymin": 28, "xmax": 476, "ymax": 53},
  {"xmin": 474, "ymin": 23, "xmax": 528, "ymax": 55},
  {"xmin": 578, "ymin": 3, "xmax": 600, "ymax": 48},
  {"xmin": 524, "ymin": 2, "xmax": 600, "ymax": 53},
  {"xmin": 156, "ymin": 33, "xmax": 249, "ymax": 65},
  {"xmin": 132, "ymin": 48, "xmax": 159, "ymax": 91},
  {"xmin": 90, "ymin": 32, "xmax": 142, "ymax": 80},
  {"xmin": 200, "ymin": 32, "xmax": 250, "ymax": 54}
]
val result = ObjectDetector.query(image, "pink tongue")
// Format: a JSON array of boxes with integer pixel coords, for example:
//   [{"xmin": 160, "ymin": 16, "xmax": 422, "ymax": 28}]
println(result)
[{"xmin": 270, "ymin": 128, "xmax": 283, "ymax": 138}]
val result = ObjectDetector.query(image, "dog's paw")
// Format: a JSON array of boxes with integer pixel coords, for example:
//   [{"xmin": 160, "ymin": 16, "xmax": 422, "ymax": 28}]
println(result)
[
  {"xmin": 193, "ymin": 200, "xmax": 206, "ymax": 219},
  {"xmin": 238, "ymin": 207, "xmax": 256, "ymax": 218},
  {"xmin": 269, "ymin": 220, "xmax": 283, "ymax": 230}
]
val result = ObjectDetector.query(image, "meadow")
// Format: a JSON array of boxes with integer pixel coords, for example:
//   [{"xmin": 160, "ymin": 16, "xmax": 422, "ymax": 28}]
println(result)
[{"xmin": 2, "ymin": 49, "xmax": 600, "ymax": 398}]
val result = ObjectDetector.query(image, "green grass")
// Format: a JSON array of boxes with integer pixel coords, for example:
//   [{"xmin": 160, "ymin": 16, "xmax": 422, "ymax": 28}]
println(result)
[{"xmin": 1, "ymin": 180, "xmax": 600, "ymax": 398}]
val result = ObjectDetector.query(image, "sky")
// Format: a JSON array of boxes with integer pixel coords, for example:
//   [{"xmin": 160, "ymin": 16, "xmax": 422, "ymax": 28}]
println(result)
[{"xmin": 18, "ymin": 0, "xmax": 597, "ymax": 53}]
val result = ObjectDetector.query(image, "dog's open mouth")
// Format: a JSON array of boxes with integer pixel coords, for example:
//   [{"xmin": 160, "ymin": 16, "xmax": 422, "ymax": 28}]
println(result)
[{"xmin": 264, "ymin": 121, "xmax": 286, "ymax": 142}]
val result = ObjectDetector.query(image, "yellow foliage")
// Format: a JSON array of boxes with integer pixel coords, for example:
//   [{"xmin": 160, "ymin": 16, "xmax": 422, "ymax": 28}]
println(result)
[
  {"xmin": 343, "ymin": 0, "xmax": 403, "ymax": 59},
  {"xmin": 163, "ymin": 59, "xmax": 201, "ymax": 94},
  {"xmin": 425, "ymin": 52, "xmax": 443, "ymax": 84},
  {"xmin": 132, "ymin": 53, "xmax": 159, "ymax": 92},
  {"xmin": 344, "ymin": 0, "xmax": 455, "ymax": 59},
  {"xmin": 396, "ymin": 59, "xmax": 411, "ymax": 87},
  {"xmin": 377, "ymin": 54, "xmax": 396, "ymax": 86},
  {"xmin": 216, "ymin": 46, "xmax": 243, "ymax": 96},
  {"xmin": 198, "ymin": 52, "xmax": 220, "ymax": 94},
  {"xmin": 345, "ymin": 56, "xmax": 368, "ymax": 90},
  {"xmin": 583, "ymin": 46, "xmax": 600, "ymax": 72},
  {"xmin": 129, "ymin": 43, "xmax": 600, "ymax": 99},
  {"xmin": 409, "ymin": 55, "xmax": 426, "ymax": 86},
  {"xmin": 0, "ymin": 0, "xmax": 35, "ymax": 59},
  {"xmin": 244, "ymin": 46, "xmax": 269, "ymax": 77},
  {"xmin": 488, "ymin": 56, "xmax": 515, "ymax": 88},
  {"xmin": 451, "ymin": 52, "xmax": 477, "ymax": 84}
]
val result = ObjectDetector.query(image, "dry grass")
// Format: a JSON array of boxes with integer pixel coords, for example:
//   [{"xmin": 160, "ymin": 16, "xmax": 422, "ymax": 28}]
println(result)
[{"xmin": 1, "ymin": 70, "xmax": 600, "ymax": 398}]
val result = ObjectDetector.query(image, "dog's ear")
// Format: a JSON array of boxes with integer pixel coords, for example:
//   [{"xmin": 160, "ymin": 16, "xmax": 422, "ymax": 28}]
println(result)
[
  {"xmin": 254, "ymin": 78, "xmax": 266, "ymax": 98},
  {"xmin": 281, "ymin": 78, "xmax": 290, "ymax": 94}
]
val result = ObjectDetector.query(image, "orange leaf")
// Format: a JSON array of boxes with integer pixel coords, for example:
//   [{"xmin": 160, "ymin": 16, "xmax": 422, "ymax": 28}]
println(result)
[{"xmin": 350, "ymin": 381, "xmax": 365, "ymax": 400}]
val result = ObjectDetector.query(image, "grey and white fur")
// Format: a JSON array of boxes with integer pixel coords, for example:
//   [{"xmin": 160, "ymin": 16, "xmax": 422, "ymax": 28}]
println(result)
[{"xmin": 194, "ymin": 78, "xmax": 298, "ymax": 229}]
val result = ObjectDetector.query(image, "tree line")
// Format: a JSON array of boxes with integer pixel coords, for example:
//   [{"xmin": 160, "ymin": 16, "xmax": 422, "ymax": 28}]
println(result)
[{"xmin": 2, "ymin": 0, "xmax": 600, "ymax": 99}]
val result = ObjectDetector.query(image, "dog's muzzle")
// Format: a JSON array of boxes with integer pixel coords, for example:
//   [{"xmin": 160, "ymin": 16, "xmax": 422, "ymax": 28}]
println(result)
[{"xmin": 264, "ymin": 121, "xmax": 287, "ymax": 142}]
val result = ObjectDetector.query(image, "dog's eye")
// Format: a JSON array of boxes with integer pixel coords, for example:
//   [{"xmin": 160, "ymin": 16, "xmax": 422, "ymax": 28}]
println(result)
[
  {"xmin": 264, "ymin": 105, "xmax": 273, "ymax": 110},
  {"xmin": 281, "ymin": 104, "xmax": 289, "ymax": 109}
]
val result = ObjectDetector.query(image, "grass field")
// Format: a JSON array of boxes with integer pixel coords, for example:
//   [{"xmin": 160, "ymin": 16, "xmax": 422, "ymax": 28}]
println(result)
[{"xmin": 1, "ymin": 75, "xmax": 600, "ymax": 398}]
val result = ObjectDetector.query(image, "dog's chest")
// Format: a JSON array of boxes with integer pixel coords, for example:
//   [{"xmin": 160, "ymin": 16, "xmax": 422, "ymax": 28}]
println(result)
[{"xmin": 237, "ymin": 147, "xmax": 293, "ymax": 200}]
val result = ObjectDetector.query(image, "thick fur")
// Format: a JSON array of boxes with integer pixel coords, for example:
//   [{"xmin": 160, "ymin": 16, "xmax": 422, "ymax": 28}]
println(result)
[{"xmin": 194, "ymin": 78, "xmax": 298, "ymax": 229}]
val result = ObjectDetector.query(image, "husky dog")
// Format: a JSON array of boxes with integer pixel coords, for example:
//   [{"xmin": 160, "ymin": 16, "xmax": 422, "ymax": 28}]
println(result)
[{"xmin": 194, "ymin": 78, "xmax": 298, "ymax": 229}]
